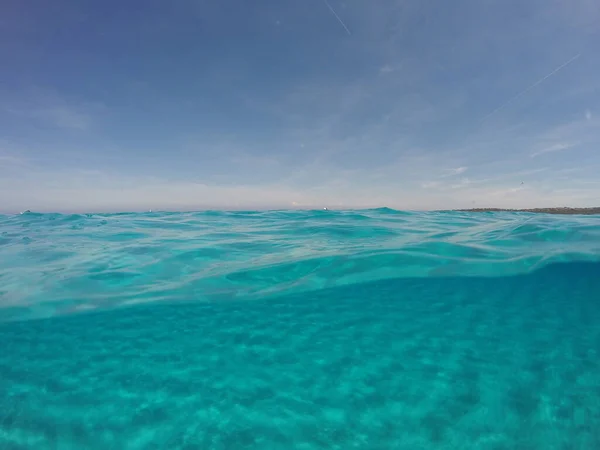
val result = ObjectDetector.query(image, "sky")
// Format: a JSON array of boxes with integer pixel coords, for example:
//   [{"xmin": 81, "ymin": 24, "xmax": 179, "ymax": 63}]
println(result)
[{"xmin": 1, "ymin": 0, "xmax": 599, "ymax": 212}]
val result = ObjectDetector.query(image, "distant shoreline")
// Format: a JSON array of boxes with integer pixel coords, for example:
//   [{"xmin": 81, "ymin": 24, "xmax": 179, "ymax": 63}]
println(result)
[{"xmin": 454, "ymin": 207, "xmax": 600, "ymax": 215}]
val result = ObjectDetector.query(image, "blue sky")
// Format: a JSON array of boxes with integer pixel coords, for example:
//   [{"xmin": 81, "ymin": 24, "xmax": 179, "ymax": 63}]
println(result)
[{"xmin": 1, "ymin": 0, "xmax": 599, "ymax": 212}]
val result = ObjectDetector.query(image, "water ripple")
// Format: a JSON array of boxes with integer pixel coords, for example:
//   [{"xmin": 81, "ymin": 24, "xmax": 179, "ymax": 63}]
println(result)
[{"xmin": 1, "ymin": 209, "xmax": 599, "ymax": 321}]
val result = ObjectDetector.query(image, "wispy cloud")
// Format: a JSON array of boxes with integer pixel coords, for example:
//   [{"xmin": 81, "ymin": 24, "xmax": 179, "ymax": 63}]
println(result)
[
  {"xmin": 421, "ymin": 181, "xmax": 441, "ymax": 189},
  {"xmin": 0, "ymin": 154, "xmax": 27, "ymax": 167},
  {"xmin": 2, "ymin": 88, "xmax": 96, "ymax": 130},
  {"xmin": 0, "ymin": 141, "xmax": 30, "ymax": 169},
  {"xmin": 32, "ymin": 106, "xmax": 91, "ymax": 130},
  {"xmin": 531, "ymin": 142, "xmax": 578, "ymax": 158},
  {"xmin": 442, "ymin": 167, "xmax": 468, "ymax": 177},
  {"xmin": 379, "ymin": 65, "xmax": 394, "ymax": 74},
  {"xmin": 450, "ymin": 177, "xmax": 472, "ymax": 189}
]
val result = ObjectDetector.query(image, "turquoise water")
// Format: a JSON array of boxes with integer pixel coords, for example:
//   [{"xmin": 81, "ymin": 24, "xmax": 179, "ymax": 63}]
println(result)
[{"xmin": 1, "ymin": 209, "xmax": 600, "ymax": 449}]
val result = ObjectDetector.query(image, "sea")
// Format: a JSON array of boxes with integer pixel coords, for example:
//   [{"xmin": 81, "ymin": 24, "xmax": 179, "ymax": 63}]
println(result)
[{"xmin": 1, "ymin": 208, "xmax": 599, "ymax": 449}]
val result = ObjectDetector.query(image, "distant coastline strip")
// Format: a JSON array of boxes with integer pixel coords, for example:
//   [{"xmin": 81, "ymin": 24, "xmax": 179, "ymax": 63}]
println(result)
[{"xmin": 453, "ymin": 207, "xmax": 600, "ymax": 215}]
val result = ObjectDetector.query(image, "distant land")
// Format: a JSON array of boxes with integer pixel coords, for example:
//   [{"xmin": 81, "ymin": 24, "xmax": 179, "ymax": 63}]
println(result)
[{"xmin": 454, "ymin": 207, "xmax": 600, "ymax": 215}]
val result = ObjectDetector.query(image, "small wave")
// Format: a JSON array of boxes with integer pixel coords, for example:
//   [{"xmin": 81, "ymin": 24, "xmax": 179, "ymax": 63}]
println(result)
[{"xmin": 0, "ymin": 209, "xmax": 599, "ymax": 321}]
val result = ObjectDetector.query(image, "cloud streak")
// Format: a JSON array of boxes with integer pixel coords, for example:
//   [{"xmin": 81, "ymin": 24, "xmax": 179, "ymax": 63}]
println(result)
[
  {"xmin": 321, "ymin": 0, "xmax": 352, "ymax": 35},
  {"xmin": 531, "ymin": 142, "xmax": 578, "ymax": 158},
  {"xmin": 480, "ymin": 53, "xmax": 582, "ymax": 124}
]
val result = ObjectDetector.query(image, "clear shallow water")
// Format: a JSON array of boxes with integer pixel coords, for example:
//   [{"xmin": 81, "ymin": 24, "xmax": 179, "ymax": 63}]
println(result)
[{"xmin": 1, "ymin": 209, "xmax": 600, "ymax": 448}]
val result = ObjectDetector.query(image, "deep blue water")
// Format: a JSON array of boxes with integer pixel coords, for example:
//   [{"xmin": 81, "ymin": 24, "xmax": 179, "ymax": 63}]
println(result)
[{"xmin": 1, "ymin": 209, "xmax": 600, "ymax": 449}]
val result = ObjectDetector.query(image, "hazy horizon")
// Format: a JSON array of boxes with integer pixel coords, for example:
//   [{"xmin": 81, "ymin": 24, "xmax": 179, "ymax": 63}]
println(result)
[
  {"xmin": 4, "ymin": 205, "xmax": 600, "ymax": 217},
  {"xmin": 1, "ymin": 0, "xmax": 599, "ymax": 211}
]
